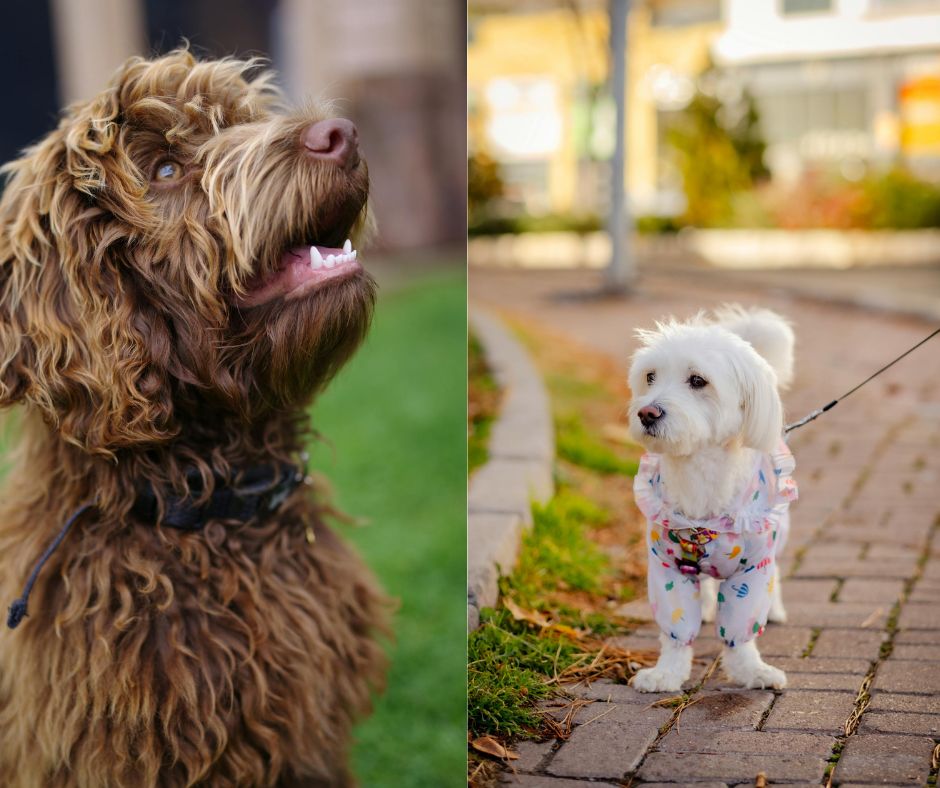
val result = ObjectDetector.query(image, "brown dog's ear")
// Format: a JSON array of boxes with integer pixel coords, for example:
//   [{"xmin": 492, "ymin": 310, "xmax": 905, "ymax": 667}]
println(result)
[{"xmin": 0, "ymin": 86, "xmax": 177, "ymax": 457}]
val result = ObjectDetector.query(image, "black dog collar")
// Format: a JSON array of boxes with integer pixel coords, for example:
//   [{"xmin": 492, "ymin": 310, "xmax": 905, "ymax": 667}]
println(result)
[
  {"xmin": 130, "ymin": 463, "xmax": 306, "ymax": 530},
  {"xmin": 7, "ymin": 463, "xmax": 305, "ymax": 629}
]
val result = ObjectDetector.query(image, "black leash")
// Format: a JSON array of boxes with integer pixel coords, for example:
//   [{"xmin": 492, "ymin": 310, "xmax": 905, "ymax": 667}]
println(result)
[
  {"xmin": 785, "ymin": 326, "xmax": 940, "ymax": 434},
  {"xmin": 6, "ymin": 502, "xmax": 95, "ymax": 629}
]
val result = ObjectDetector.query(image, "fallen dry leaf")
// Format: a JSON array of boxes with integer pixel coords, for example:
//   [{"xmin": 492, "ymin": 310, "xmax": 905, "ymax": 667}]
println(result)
[
  {"xmin": 503, "ymin": 598, "xmax": 552, "ymax": 629},
  {"xmin": 470, "ymin": 735, "xmax": 518, "ymax": 761},
  {"xmin": 860, "ymin": 607, "xmax": 884, "ymax": 628},
  {"xmin": 550, "ymin": 623, "xmax": 585, "ymax": 640}
]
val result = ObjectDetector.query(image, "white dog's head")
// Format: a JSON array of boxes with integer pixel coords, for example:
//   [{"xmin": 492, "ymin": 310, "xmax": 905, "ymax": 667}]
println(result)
[{"xmin": 627, "ymin": 316, "xmax": 783, "ymax": 457}]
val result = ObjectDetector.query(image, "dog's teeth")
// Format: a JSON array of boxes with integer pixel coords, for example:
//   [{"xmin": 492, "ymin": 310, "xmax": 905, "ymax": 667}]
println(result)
[
  {"xmin": 310, "ymin": 246, "xmax": 324, "ymax": 269},
  {"xmin": 325, "ymin": 255, "xmax": 336, "ymax": 268},
  {"xmin": 350, "ymin": 250, "xmax": 357, "ymax": 260},
  {"xmin": 343, "ymin": 239, "xmax": 352, "ymax": 254}
]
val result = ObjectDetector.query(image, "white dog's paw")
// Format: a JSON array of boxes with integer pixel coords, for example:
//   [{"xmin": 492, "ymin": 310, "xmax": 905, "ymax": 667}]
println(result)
[
  {"xmin": 767, "ymin": 603, "xmax": 788, "ymax": 624},
  {"xmin": 632, "ymin": 666, "xmax": 686, "ymax": 693},
  {"xmin": 723, "ymin": 656, "xmax": 787, "ymax": 689},
  {"xmin": 722, "ymin": 641, "xmax": 787, "ymax": 689},
  {"xmin": 732, "ymin": 662, "xmax": 787, "ymax": 690}
]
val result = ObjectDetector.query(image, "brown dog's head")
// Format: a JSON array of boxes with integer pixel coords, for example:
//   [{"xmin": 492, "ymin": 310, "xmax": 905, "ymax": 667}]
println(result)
[{"xmin": 0, "ymin": 48, "xmax": 375, "ymax": 457}]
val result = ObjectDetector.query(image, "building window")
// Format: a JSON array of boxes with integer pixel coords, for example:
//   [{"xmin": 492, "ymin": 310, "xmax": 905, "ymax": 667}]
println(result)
[
  {"xmin": 757, "ymin": 88, "xmax": 867, "ymax": 142},
  {"xmin": 870, "ymin": 0, "xmax": 940, "ymax": 10},
  {"xmin": 781, "ymin": 0, "xmax": 832, "ymax": 14},
  {"xmin": 484, "ymin": 77, "xmax": 563, "ymax": 159},
  {"xmin": 651, "ymin": 0, "xmax": 721, "ymax": 27}
]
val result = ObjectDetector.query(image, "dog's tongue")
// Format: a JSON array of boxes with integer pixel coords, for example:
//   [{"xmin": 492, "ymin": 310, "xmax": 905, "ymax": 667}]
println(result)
[{"xmin": 235, "ymin": 240, "xmax": 361, "ymax": 308}]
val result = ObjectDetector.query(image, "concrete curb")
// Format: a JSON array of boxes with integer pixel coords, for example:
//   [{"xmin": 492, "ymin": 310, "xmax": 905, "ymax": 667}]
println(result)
[{"xmin": 468, "ymin": 308, "xmax": 554, "ymax": 631}]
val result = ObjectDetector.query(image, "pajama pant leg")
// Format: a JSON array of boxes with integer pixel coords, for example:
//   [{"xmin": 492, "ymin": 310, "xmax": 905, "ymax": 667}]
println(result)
[
  {"xmin": 773, "ymin": 509, "xmax": 790, "ymax": 556},
  {"xmin": 647, "ymin": 557, "xmax": 702, "ymax": 646},
  {"xmin": 716, "ymin": 562, "xmax": 775, "ymax": 647}
]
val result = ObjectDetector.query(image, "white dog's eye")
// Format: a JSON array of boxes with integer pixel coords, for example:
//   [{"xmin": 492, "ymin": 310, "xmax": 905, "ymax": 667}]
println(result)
[
  {"xmin": 688, "ymin": 374, "xmax": 708, "ymax": 389},
  {"xmin": 646, "ymin": 371, "xmax": 655, "ymax": 385},
  {"xmin": 153, "ymin": 159, "xmax": 183, "ymax": 182}
]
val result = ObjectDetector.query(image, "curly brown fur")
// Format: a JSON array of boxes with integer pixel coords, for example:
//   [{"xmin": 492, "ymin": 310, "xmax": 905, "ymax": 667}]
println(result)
[{"xmin": 0, "ymin": 50, "xmax": 387, "ymax": 787}]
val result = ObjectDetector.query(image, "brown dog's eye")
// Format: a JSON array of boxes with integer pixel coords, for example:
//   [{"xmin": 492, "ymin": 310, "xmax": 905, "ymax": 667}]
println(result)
[
  {"xmin": 689, "ymin": 374, "xmax": 708, "ymax": 389},
  {"xmin": 153, "ymin": 159, "xmax": 183, "ymax": 182},
  {"xmin": 646, "ymin": 371, "xmax": 655, "ymax": 385}
]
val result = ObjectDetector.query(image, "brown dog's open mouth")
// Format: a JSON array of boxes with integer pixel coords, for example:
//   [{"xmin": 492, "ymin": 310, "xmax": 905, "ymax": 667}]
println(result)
[{"xmin": 235, "ymin": 241, "xmax": 362, "ymax": 308}]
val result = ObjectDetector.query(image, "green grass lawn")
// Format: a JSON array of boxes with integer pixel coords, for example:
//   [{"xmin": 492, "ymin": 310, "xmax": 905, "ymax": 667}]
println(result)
[{"xmin": 308, "ymin": 269, "xmax": 467, "ymax": 787}]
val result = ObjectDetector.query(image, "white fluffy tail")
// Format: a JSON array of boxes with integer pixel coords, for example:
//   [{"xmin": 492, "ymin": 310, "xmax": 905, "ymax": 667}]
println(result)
[{"xmin": 713, "ymin": 305, "xmax": 795, "ymax": 389}]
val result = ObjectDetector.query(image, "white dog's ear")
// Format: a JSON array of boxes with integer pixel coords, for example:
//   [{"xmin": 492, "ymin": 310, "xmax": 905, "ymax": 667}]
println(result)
[{"xmin": 736, "ymin": 350, "xmax": 783, "ymax": 453}]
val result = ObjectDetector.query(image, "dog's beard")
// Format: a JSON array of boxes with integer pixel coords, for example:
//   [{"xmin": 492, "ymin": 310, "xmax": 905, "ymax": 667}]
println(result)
[{"xmin": 231, "ymin": 267, "xmax": 376, "ymax": 409}]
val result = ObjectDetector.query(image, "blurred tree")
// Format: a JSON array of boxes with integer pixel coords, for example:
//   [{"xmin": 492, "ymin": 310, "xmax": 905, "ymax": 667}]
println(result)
[
  {"xmin": 666, "ymin": 71, "xmax": 769, "ymax": 227},
  {"xmin": 468, "ymin": 150, "xmax": 505, "ymax": 225}
]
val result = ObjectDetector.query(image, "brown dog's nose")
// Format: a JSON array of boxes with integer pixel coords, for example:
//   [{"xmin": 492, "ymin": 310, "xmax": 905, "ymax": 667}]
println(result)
[
  {"xmin": 638, "ymin": 405, "xmax": 664, "ymax": 429},
  {"xmin": 303, "ymin": 118, "xmax": 359, "ymax": 170}
]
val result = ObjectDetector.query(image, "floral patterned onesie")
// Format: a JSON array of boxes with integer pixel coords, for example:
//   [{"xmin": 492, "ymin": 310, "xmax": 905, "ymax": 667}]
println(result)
[{"xmin": 634, "ymin": 441, "xmax": 798, "ymax": 647}]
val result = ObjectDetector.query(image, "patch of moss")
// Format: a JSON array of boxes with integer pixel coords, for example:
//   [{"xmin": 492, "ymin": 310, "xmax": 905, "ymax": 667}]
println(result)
[
  {"xmin": 555, "ymin": 413, "xmax": 638, "ymax": 476},
  {"xmin": 545, "ymin": 373, "xmax": 608, "ymax": 403},
  {"xmin": 468, "ymin": 333, "xmax": 500, "ymax": 474},
  {"xmin": 467, "ymin": 608, "xmax": 580, "ymax": 738},
  {"xmin": 506, "ymin": 489, "xmax": 611, "ymax": 607}
]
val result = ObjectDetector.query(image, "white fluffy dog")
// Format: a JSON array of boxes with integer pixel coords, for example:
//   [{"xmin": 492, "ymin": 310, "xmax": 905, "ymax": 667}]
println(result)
[{"xmin": 627, "ymin": 306, "xmax": 797, "ymax": 692}]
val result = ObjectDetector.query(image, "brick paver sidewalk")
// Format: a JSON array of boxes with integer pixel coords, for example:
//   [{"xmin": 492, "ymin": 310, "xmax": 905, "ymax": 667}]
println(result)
[{"xmin": 470, "ymin": 267, "xmax": 940, "ymax": 786}]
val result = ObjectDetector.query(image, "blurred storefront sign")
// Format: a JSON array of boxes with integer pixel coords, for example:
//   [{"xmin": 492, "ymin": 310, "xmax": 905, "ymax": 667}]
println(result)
[{"xmin": 900, "ymin": 75, "xmax": 940, "ymax": 155}]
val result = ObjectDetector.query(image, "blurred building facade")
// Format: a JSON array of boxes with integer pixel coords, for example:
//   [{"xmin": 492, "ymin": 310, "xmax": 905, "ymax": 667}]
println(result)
[
  {"xmin": 468, "ymin": 0, "xmax": 940, "ymax": 219},
  {"xmin": 715, "ymin": 0, "xmax": 940, "ymax": 183},
  {"xmin": 1, "ymin": 0, "xmax": 465, "ymax": 252}
]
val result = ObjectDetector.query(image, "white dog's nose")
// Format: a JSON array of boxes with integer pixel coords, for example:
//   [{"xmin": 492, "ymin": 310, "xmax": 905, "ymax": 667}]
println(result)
[{"xmin": 638, "ymin": 405, "xmax": 663, "ymax": 428}]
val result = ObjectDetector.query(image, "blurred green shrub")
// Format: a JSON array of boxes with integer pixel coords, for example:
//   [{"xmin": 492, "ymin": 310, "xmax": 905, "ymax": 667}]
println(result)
[
  {"xmin": 468, "ymin": 212, "xmax": 602, "ymax": 236},
  {"xmin": 863, "ymin": 169, "xmax": 940, "ymax": 229},
  {"xmin": 468, "ymin": 150, "xmax": 505, "ymax": 226},
  {"xmin": 634, "ymin": 214, "xmax": 683, "ymax": 234}
]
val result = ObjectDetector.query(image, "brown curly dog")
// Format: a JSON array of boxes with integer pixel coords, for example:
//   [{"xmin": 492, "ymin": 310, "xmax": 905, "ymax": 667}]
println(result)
[{"xmin": 0, "ymin": 49, "xmax": 387, "ymax": 787}]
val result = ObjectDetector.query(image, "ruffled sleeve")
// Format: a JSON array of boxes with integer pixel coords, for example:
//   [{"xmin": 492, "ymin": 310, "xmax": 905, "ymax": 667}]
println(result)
[
  {"xmin": 633, "ymin": 453, "xmax": 664, "ymax": 522},
  {"xmin": 770, "ymin": 439, "xmax": 798, "ymax": 505}
]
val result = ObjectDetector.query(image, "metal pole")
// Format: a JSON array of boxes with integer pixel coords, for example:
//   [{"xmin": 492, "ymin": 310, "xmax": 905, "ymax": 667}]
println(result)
[{"xmin": 606, "ymin": 0, "xmax": 632, "ymax": 291}]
